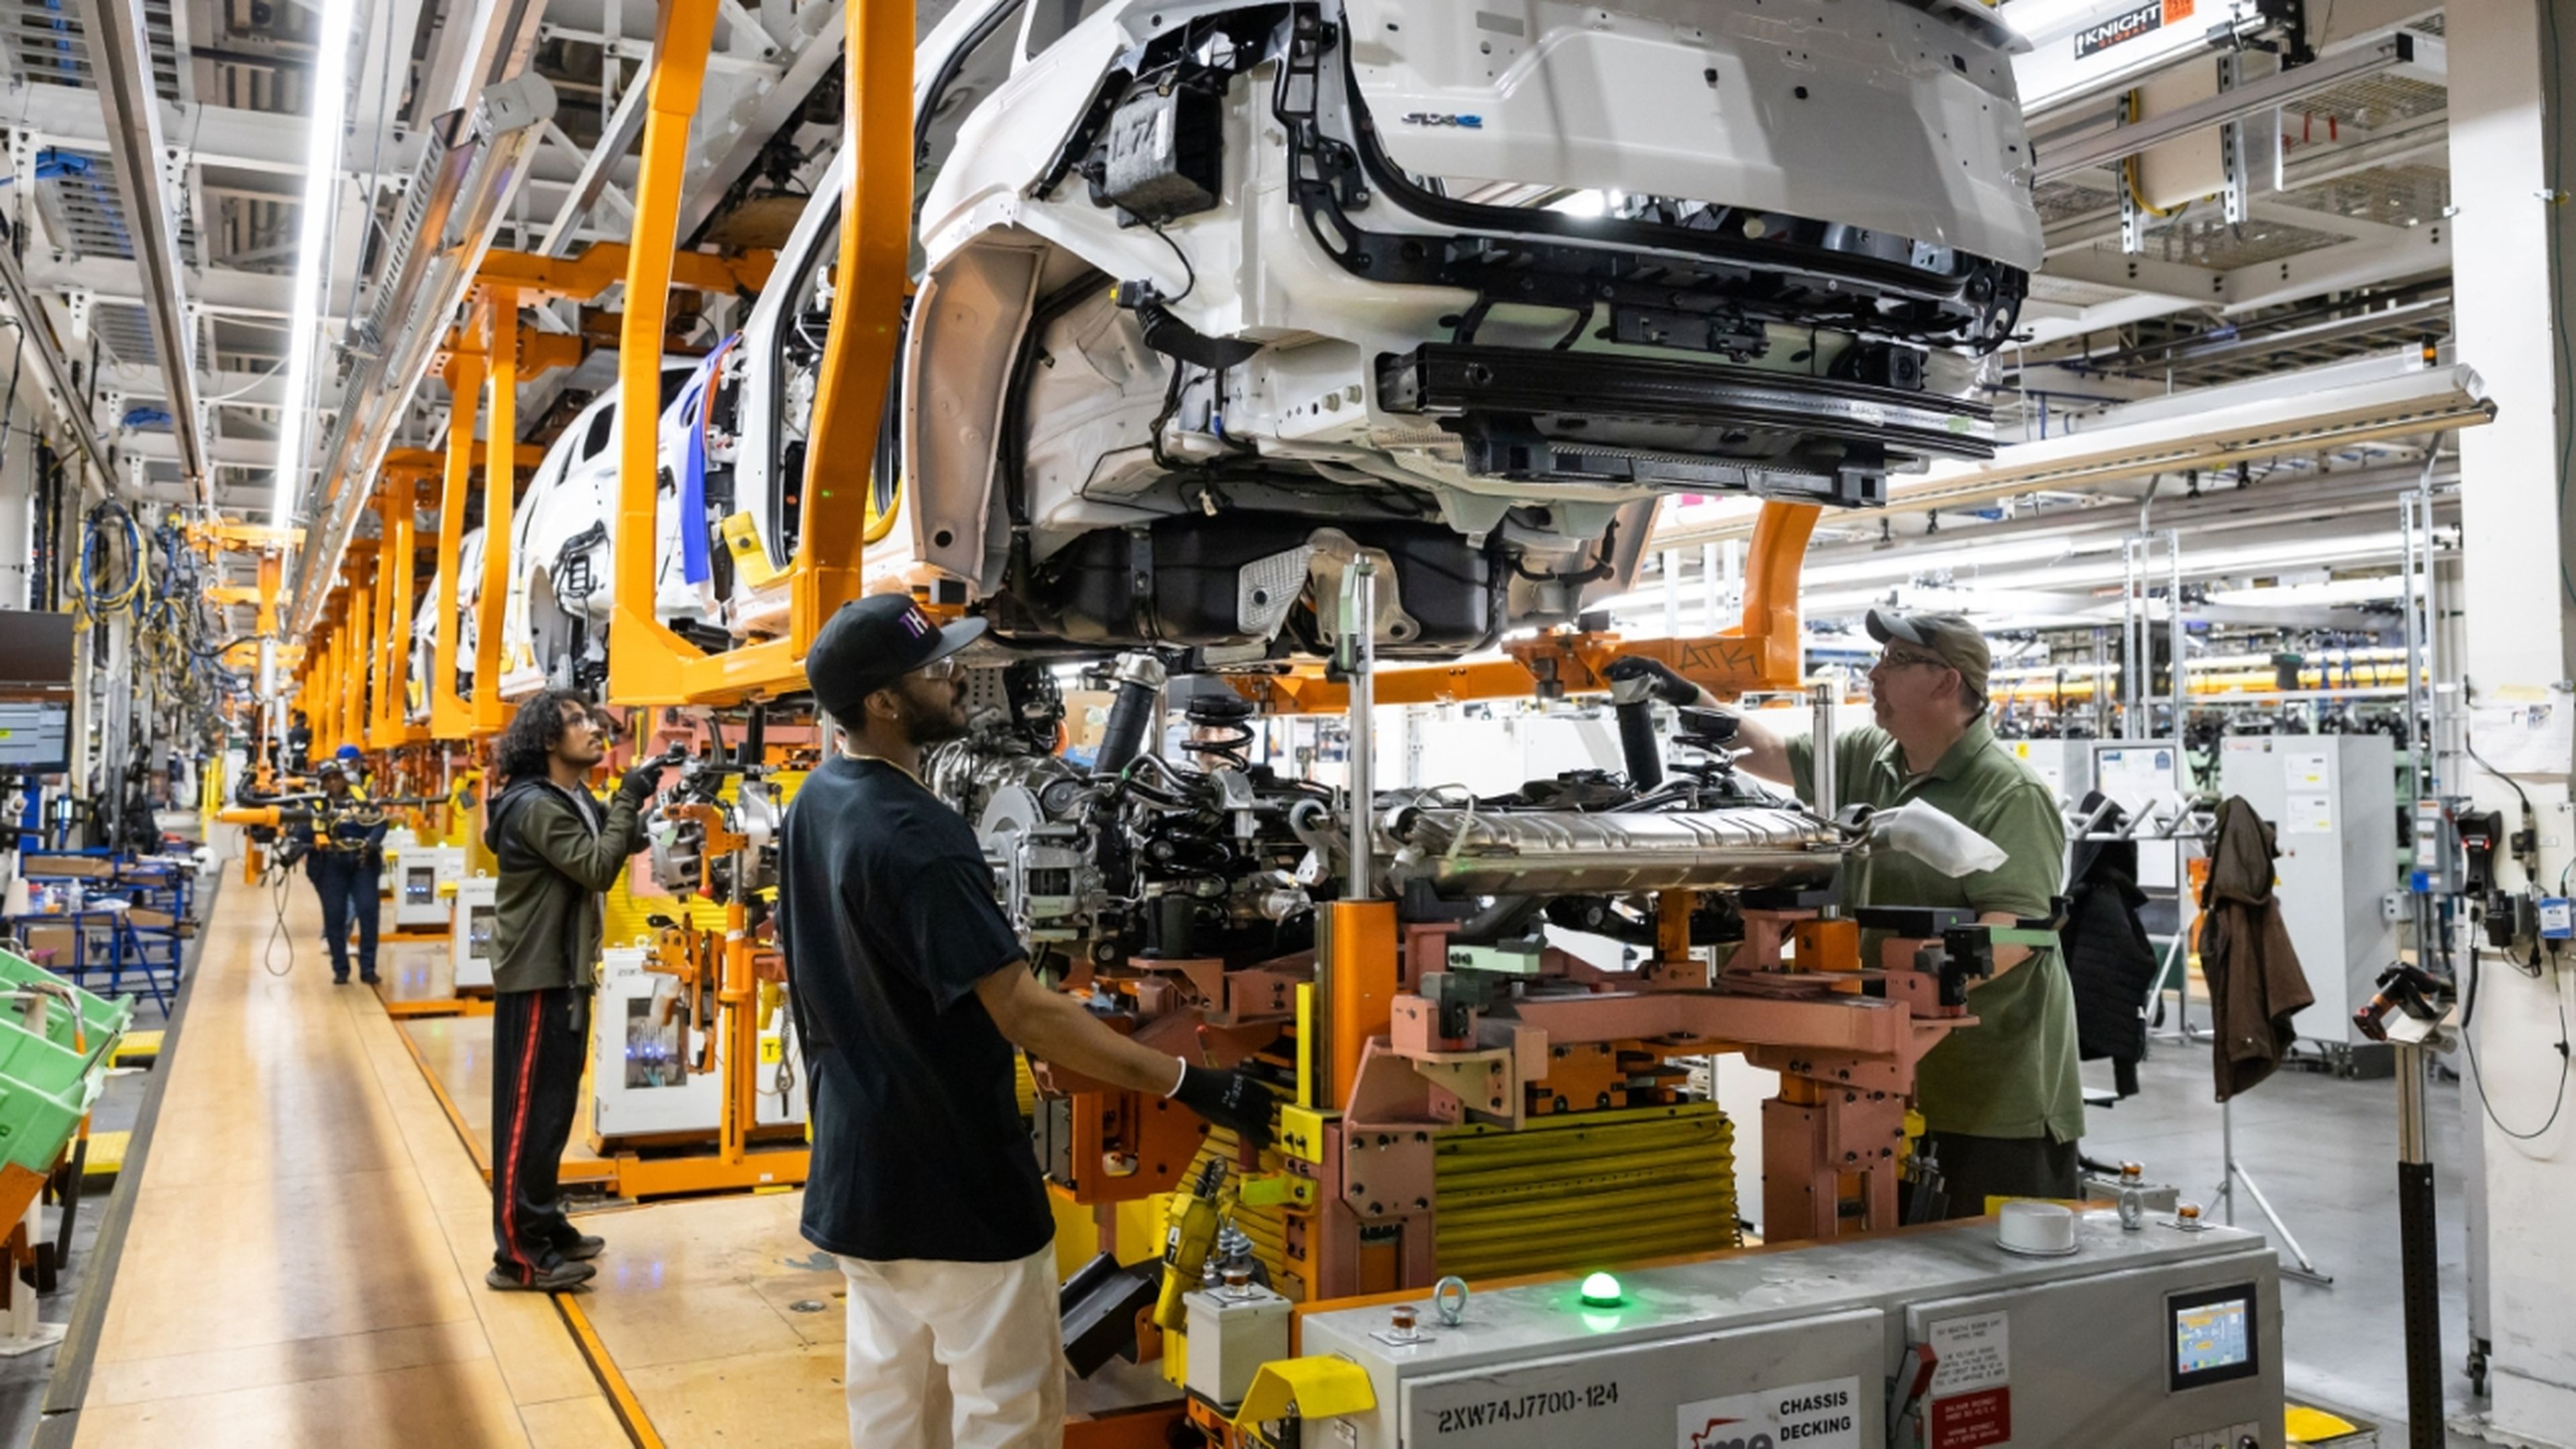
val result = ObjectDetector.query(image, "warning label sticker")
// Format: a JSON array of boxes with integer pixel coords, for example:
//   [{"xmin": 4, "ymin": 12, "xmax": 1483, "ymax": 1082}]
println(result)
[
  {"xmin": 1675, "ymin": 1376, "xmax": 1861, "ymax": 1449},
  {"xmin": 1927, "ymin": 1311, "xmax": 2010, "ymax": 1396},
  {"xmin": 1931, "ymin": 1387, "xmax": 2012, "ymax": 1449}
]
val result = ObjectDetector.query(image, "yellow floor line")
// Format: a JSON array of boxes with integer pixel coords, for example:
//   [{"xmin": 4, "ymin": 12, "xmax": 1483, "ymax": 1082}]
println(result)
[{"xmin": 557, "ymin": 1292, "xmax": 667, "ymax": 1449}]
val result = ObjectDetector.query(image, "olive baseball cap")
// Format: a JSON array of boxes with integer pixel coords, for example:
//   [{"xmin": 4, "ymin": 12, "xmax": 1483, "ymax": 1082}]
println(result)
[
  {"xmin": 806, "ymin": 592, "xmax": 986, "ymax": 721},
  {"xmin": 1864, "ymin": 607, "xmax": 1990, "ymax": 701}
]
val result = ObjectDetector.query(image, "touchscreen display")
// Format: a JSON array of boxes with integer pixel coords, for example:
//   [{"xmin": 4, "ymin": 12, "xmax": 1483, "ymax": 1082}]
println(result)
[
  {"xmin": 2176, "ymin": 1298, "xmax": 2249, "ymax": 1375},
  {"xmin": 2169, "ymin": 1285, "xmax": 2261, "ymax": 1391}
]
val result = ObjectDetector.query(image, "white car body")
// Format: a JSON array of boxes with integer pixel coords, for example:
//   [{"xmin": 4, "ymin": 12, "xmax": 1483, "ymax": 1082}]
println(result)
[
  {"xmin": 497, "ymin": 362, "xmax": 708, "ymax": 698},
  {"xmin": 710, "ymin": 0, "xmax": 2041, "ymax": 659},
  {"xmin": 407, "ymin": 525, "xmax": 484, "ymax": 723}
]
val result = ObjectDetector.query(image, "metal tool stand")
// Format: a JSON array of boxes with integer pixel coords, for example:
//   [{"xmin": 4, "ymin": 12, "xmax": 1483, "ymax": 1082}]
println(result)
[
  {"xmin": 2393, "ymin": 475, "xmax": 2453, "ymax": 1443},
  {"xmin": 2395, "ymin": 1039, "xmax": 2443, "ymax": 1448},
  {"xmin": 2066, "ymin": 794, "xmax": 2332, "ymax": 1283},
  {"xmin": 2212, "ymin": 1091, "xmax": 2332, "ymax": 1286}
]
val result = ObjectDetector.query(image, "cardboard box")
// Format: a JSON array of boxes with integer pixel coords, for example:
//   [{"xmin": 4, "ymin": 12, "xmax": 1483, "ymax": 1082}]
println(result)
[{"xmin": 23, "ymin": 857, "xmax": 111, "ymax": 879}]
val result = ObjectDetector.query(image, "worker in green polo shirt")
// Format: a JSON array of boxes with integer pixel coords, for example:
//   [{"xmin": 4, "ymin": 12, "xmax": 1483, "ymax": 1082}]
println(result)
[{"xmin": 1610, "ymin": 607, "xmax": 2084, "ymax": 1217}]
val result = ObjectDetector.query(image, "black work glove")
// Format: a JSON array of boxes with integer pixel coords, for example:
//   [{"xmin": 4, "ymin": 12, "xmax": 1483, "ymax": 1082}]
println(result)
[
  {"xmin": 616, "ymin": 757, "xmax": 668, "ymax": 808},
  {"xmin": 1171, "ymin": 1064, "xmax": 1275, "ymax": 1152},
  {"xmin": 1605, "ymin": 655, "xmax": 1703, "ymax": 708}
]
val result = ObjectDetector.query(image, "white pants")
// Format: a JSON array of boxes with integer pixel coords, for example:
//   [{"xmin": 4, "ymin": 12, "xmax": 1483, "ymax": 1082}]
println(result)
[{"xmin": 837, "ymin": 1242, "xmax": 1065, "ymax": 1449}]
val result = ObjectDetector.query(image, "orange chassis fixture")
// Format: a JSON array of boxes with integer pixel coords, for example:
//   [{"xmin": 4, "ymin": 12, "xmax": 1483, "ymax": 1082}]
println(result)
[{"xmin": 1001, "ymin": 498, "xmax": 2032, "ymax": 1449}]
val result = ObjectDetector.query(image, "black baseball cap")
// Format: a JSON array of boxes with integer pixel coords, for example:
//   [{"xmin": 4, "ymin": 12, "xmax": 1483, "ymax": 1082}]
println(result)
[{"xmin": 806, "ymin": 592, "xmax": 986, "ymax": 721}]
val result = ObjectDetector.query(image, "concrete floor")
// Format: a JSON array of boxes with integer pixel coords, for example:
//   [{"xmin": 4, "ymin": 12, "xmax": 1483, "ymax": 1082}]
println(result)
[{"xmin": 2082, "ymin": 1017, "xmax": 2493, "ymax": 1445}]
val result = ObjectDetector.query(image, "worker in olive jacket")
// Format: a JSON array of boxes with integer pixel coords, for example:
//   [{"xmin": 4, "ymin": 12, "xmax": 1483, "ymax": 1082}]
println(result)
[{"xmin": 482, "ymin": 688, "xmax": 667, "ymax": 1291}]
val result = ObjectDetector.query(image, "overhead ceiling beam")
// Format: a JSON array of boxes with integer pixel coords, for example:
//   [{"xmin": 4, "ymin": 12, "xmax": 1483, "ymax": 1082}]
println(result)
[
  {"xmin": 99, "ymin": 359, "xmax": 341, "ymax": 410},
  {"xmin": 0, "ymin": 225, "xmax": 114, "ymax": 486},
  {"xmin": 22, "ymin": 253, "xmax": 341, "ymax": 321},
  {"xmin": 76, "ymin": 0, "xmax": 209, "ymax": 500},
  {"xmin": 673, "ymin": 0, "xmax": 845, "ymax": 243},
  {"xmin": 1649, "ymin": 356, "xmax": 2492, "ymax": 547},
  {"xmin": 2036, "ymin": 35, "xmax": 2423, "ymax": 184},
  {"xmin": 2038, "ymin": 248, "xmax": 2229, "ymax": 305},
  {"xmin": 537, "ymin": 77, "xmax": 650, "ymax": 255},
  {"xmin": 2, "ymin": 83, "xmax": 427, "ymax": 178}
]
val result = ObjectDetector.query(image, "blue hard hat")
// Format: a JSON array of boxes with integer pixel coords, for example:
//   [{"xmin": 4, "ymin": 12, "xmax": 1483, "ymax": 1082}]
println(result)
[{"xmin": 335, "ymin": 745, "xmax": 363, "ymax": 763}]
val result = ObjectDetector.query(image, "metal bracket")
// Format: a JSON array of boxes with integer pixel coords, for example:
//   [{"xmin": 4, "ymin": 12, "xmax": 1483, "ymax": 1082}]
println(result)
[
  {"xmin": 2216, "ymin": 52, "xmax": 2248, "ymax": 227},
  {"xmin": 2117, "ymin": 93, "xmax": 2146, "ymax": 256}
]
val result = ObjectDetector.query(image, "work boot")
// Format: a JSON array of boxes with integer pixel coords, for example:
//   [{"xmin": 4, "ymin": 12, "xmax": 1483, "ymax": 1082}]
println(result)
[
  {"xmin": 331, "ymin": 974, "xmax": 349, "ymax": 986},
  {"xmin": 555, "ymin": 1234, "xmax": 606, "ymax": 1263},
  {"xmin": 486, "ymin": 1261, "xmax": 596, "ymax": 1293},
  {"xmin": 360, "ymin": 969, "xmax": 381, "ymax": 985}
]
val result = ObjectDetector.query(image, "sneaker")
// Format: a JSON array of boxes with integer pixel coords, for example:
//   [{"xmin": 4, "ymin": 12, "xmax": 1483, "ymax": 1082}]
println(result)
[
  {"xmin": 555, "ymin": 1234, "xmax": 605, "ymax": 1263},
  {"xmin": 486, "ymin": 1261, "xmax": 596, "ymax": 1293}
]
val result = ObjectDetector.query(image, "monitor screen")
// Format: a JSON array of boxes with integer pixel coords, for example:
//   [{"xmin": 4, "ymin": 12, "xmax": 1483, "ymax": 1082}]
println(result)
[
  {"xmin": 2169, "ymin": 1284, "xmax": 2261, "ymax": 1391},
  {"xmin": 0, "ymin": 700, "xmax": 69, "ymax": 773},
  {"xmin": 0, "ymin": 610, "xmax": 74, "ymax": 693}
]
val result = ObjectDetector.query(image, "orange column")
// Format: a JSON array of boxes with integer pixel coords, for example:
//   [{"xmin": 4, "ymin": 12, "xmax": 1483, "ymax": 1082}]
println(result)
[
  {"xmin": 431, "ymin": 345, "xmax": 486, "ymax": 740},
  {"xmin": 343, "ymin": 590, "xmax": 369, "ymax": 750},
  {"xmin": 474, "ymin": 290, "xmax": 519, "ymax": 735},
  {"xmin": 368, "ymin": 492, "xmax": 398, "ymax": 747},
  {"xmin": 383, "ymin": 477, "xmax": 419, "ymax": 739}
]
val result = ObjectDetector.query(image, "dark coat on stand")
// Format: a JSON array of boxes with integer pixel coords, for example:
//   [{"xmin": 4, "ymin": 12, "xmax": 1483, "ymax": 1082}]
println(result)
[
  {"xmin": 2062, "ymin": 792, "xmax": 2159, "ymax": 1097},
  {"xmin": 2198, "ymin": 796, "xmax": 2316, "ymax": 1101}
]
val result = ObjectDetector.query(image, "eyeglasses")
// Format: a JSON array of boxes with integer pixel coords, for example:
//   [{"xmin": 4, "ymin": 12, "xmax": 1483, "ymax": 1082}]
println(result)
[
  {"xmin": 917, "ymin": 657, "xmax": 962, "ymax": 682},
  {"xmin": 1875, "ymin": 647, "xmax": 1947, "ymax": 672}
]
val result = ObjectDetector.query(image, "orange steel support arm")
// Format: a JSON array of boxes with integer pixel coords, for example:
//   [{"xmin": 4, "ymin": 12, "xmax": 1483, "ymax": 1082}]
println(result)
[
  {"xmin": 342, "ymin": 589, "xmax": 368, "ymax": 749},
  {"xmin": 311, "ymin": 621, "xmax": 336, "ymax": 754},
  {"xmin": 792, "ymin": 0, "xmax": 914, "ymax": 645},
  {"xmin": 384, "ymin": 478, "xmax": 423, "ymax": 742},
  {"xmin": 431, "ymin": 347, "xmax": 486, "ymax": 741},
  {"xmin": 368, "ymin": 492, "xmax": 399, "ymax": 747},
  {"xmin": 473, "ymin": 244, "xmax": 772, "ymax": 304},
  {"xmin": 474, "ymin": 291, "xmax": 520, "ymax": 736},
  {"xmin": 608, "ymin": 0, "xmax": 914, "ymax": 707},
  {"xmin": 254, "ymin": 551, "xmax": 282, "ymax": 637},
  {"xmin": 607, "ymin": 0, "xmax": 724, "ymax": 708},
  {"xmin": 1239, "ymin": 500, "xmax": 1822, "ymax": 714}
]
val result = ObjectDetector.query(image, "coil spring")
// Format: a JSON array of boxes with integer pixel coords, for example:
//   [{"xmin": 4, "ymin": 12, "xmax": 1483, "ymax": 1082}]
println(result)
[{"xmin": 1183, "ymin": 692, "xmax": 1256, "ymax": 771}]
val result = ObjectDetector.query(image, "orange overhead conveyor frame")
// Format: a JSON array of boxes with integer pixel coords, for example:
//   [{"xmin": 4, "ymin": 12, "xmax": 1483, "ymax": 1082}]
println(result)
[
  {"xmin": 1238, "ymin": 498, "xmax": 1823, "ymax": 714},
  {"xmin": 606, "ymin": 0, "xmax": 914, "ymax": 708},
  {"xmin": 474, "ymin": 286, "xmax": 521, "ymax": 737},
  {"xmin": 428, "ymin": 332, "xmax": 486, "ymax": 741}
]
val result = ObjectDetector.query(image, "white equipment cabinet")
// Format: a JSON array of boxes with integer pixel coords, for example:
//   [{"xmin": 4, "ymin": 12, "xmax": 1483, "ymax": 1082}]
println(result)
[
  {"xmin": 589, "ymin": 944, "xmax": 806, "ymax": 1140},
  {"xmin": 2217, "ymin": 735, "xmax": 2401, "ymax": 1048},
  {"xmin": 2003, "ymin": 737, "xmax": 2096, "ymax": 805},
  {"xmin": 387, "ymin": 843, "xmax": 464, "ymax": 932},
  {"xmin": 451, "ymin": 873, "xmax": 498, "ymax": 989}
]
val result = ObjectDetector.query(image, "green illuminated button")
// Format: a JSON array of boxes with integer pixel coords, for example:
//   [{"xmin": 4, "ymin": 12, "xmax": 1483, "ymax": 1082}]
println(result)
[{"xmin": 1578, "ymin": 1272, "xmax": 1622, "ymax": 1308}]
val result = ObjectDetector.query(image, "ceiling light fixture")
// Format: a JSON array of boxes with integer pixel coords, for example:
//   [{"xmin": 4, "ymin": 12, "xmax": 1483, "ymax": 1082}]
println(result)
[{"xmin": 268, "ymin": 0, "xmax": 361, "ymax": 530}]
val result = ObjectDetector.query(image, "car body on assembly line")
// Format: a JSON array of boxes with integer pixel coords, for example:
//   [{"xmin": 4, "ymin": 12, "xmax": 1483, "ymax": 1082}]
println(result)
[
  {"xmin": 498, "ymin": 361, "xmax": 710, "ymax": 698},
  {"xmin": 700, "ymin": 0, "xmax": 2041, "ymax": 661}
]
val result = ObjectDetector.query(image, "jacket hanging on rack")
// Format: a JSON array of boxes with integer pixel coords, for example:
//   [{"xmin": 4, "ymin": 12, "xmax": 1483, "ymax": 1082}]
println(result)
[
  {"xmin": 2199, "ymin": 796, "xmax": 2315, "ymax": 1101},
  {"xmin": 2062, "ymin": 792, "xmax": 2159, "ymax": 1097}
]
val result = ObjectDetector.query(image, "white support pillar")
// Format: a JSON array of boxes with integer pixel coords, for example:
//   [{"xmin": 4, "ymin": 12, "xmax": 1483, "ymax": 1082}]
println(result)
[{"xmin": 2450, "ymin": 5, "xmax": 2576, "ymax": 1441}]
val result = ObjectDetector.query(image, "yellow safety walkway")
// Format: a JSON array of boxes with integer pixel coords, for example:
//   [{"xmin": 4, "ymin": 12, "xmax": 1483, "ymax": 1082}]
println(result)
[{"xmin": 67, "ymin": 883, "xmax": 628, "ymax": 1448}]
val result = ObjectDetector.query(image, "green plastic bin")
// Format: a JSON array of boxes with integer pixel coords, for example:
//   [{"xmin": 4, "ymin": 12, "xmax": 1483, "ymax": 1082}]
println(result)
[
  {"xmin": 0, "ymin": 947, "xmax": 133, "ymax": 1055},
  {"xmin": 0, "ymin": 948, "xmax": 129, "ymax": 1177}
]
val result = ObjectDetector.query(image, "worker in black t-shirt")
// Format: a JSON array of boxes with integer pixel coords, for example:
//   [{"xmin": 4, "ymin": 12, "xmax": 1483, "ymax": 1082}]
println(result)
[{"xmin": 779, "ymin": 594, "xmax": 1272, "ymax": 1449}]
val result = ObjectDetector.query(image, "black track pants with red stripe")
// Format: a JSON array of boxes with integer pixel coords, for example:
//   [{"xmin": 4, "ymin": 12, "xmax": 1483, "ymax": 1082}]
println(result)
[{"xmin": 490, "ymin": 985, "xmax": 586, "ymax": 1282}]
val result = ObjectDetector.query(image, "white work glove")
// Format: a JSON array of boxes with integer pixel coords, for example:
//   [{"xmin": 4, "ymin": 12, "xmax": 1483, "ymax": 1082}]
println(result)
[{"xmin": 1862, "ymin": 800, "xmax": 2008, "ymax": 878}]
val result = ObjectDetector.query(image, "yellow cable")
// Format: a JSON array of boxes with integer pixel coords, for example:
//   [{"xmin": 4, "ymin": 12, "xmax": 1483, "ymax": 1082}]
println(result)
[{"xmin": 2121, "ymin": 90, "xmax": 2188, "ymax": 221}]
